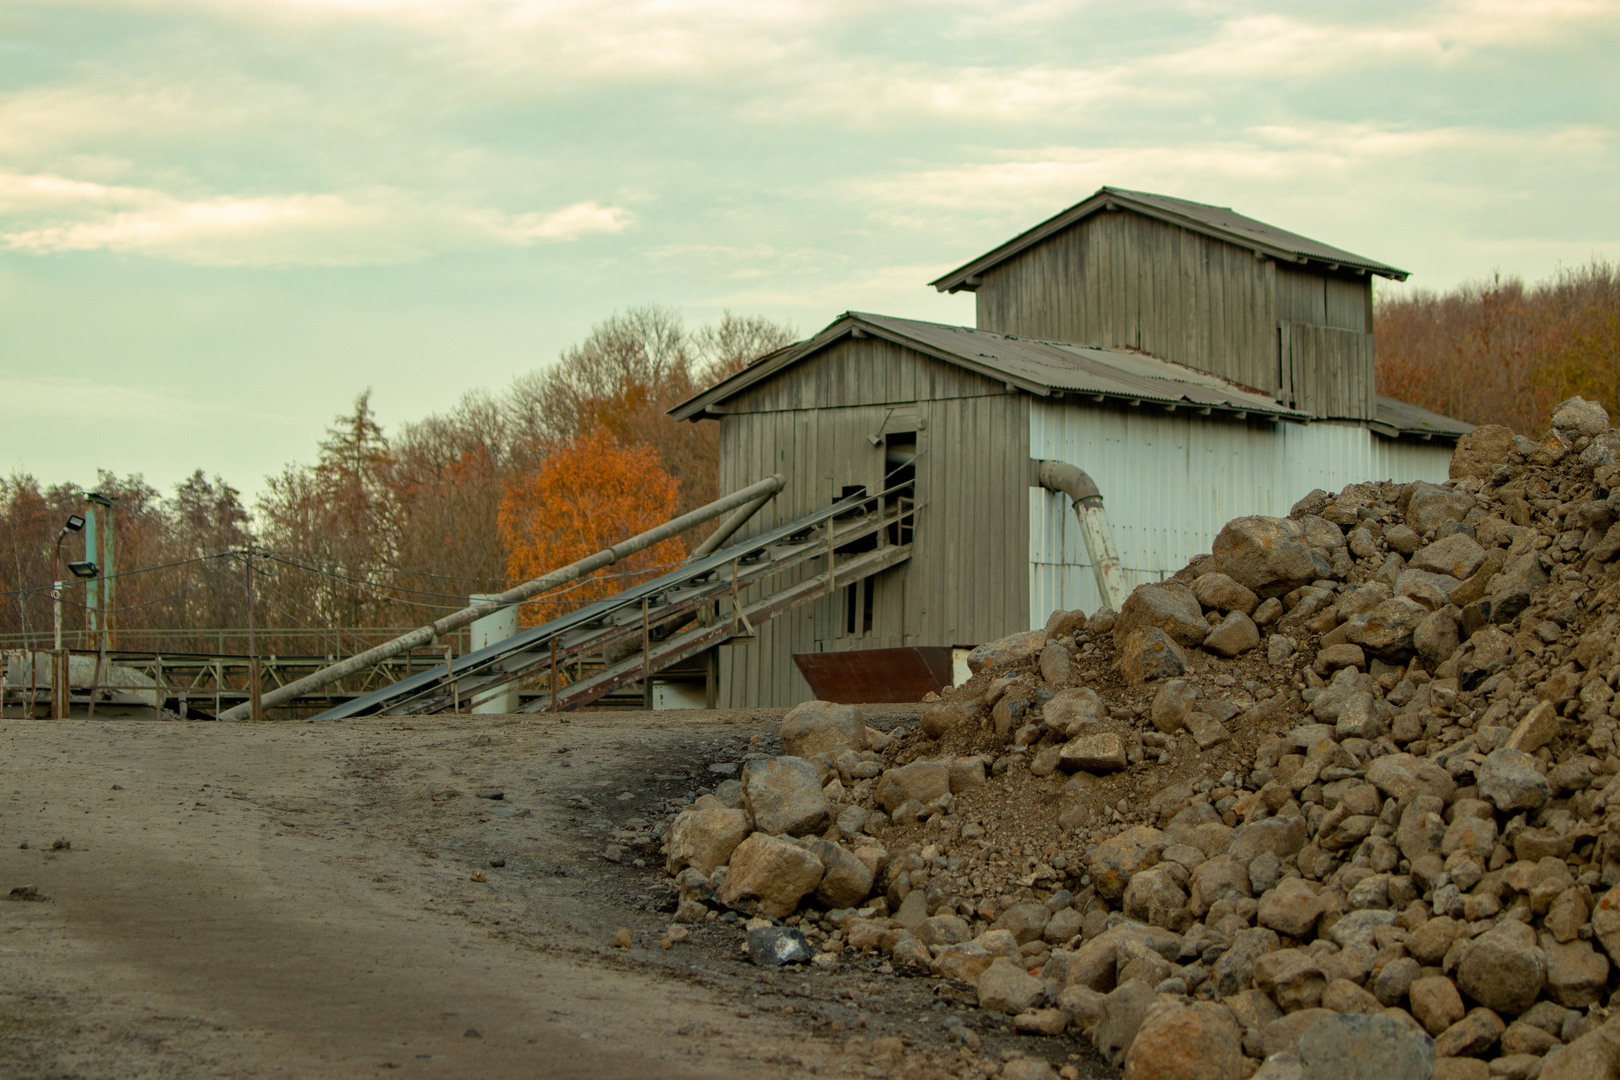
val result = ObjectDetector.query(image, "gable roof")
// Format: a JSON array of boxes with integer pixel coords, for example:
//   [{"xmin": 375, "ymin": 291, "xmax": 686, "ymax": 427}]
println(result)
[
  {"xmin": 931, "ymin": 186, "xmax": 1409, "ymax": 293},
  {"xmin": 670, "ymin": 311, "xmax": 1309, "ymax": 423}
]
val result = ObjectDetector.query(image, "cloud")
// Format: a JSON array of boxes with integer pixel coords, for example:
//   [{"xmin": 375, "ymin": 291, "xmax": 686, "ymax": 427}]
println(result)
[
  {"xmin": 0, "ymin": 172, "xmax": 633, "ymax": 266},
  {"xmin": 0, "ymin": 374, "xmax": 235, "ymax": 424}
]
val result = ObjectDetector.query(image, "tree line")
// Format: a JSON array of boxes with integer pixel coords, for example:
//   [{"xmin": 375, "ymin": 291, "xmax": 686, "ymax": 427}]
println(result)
[
  {"xmin": 1375, "ymin": 259, "xmax": 1619, "ymax": 434},
  {"xmin": 0, "ymin": 307, "xmax": 795, "ymax": 655}
]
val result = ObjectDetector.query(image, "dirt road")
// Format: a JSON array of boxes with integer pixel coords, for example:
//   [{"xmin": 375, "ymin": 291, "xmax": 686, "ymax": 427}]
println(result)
[{"xmin": 1, "ymin": 710, "xmax": 1058, "ymax": 1080}]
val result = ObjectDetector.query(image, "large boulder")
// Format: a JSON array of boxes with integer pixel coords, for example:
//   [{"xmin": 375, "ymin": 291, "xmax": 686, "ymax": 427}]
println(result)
[
  {"xmin": 779, "ymin": 701, "xmax": 868, "ymax": 757},
  {"xmin": 664, "ymin": 794, "xmax": 751, "ymax": 875},
  {"xmin": 1123, "ymin": 1001, "xmax": 1243, "ymax": 1080},
  {"xmin": 717, "ymin": 833, "xmax": 824, "ymax": 917},
  {"xmin": 742, "ymin": 756, "xmax": 832, "ymax": 836},
  {"xmin": 1209, "ymin": 516, "xmax": 1329, "ymax": 598},
  {"xmin": 1551, "ymin": 394, "xmax": 1610, "ymax": 437},
  {"xmin": 1296, "ymin": 1012, "xmax": 1436, "ymax": 1080},
  {"xmin": 1450, "ymin": 423, "xmax": 1517, "ymax": 480},
  {"xmin": 1115, "ymin": 583, "xmax": 1209, "ymax": 647}
]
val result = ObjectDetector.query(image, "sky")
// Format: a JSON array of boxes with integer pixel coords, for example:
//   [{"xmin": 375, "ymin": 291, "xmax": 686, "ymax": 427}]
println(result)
[{"xmin": 2, "ymin": 0, "xmax": 1617, "ymax": 502}]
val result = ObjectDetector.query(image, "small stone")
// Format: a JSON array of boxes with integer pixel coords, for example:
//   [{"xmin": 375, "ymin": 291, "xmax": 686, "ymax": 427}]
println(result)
[
  {"xmin": 1542, "ymin": 937, "xmax": 1609, "ymax": 1009},
  {"xmin": 1253, "ymin": 949, "xmax": 1326, "ymax": 1013},
  {"xmin": 1456, "ymin": 922, "xmax": 1544, "ymax": 1016},
  {"xmin": 780, "ymin": 700, "xmax": 868, "ymax": 757},
  {"xmin": 1372, "ymin": 956, "xmax": 1422, "ymax": 1007},
  {"xmin": 976, "ymin": 957, "xmax": 1044, "ymax": 1014},
  {"xmin": 1184, "ymin": 712, "xmax": 1230, "ymax": 751},
  {"xmin": 967, "ymin": 629, "xmax": 1048, "ymax": 674},
  {"xmin": 1409, "ymin": 976, "xmax": 1465, "ymax": 1036},
  {"xmin": 1314, "ymin": 643, "xmax": 1366, "ymax": 675},
  {"xmin": 746, "ymin": 924, "xmax": 813, "ymax": 967},
  {"xmin": 1059, "ymin": 733, "xmax": 1128, "ymax": 773},
  {"xmin": 1013, "ymin": 1007, "xmax": 1068, "ymax": 1036},
  {"xmin": 1449, "ymin": 424, "xmax": 1518, "ymax": 480},
  {"xmin": 1203, "ymin": 611, "xmax": 1261, "ymax": 658},
  {"xmin": 1411, "ymin": 534, "xmax": 1487, "ymax": 580},
  {"xmin": 613, "ymin": 928, "xmax": 632, "ymax": 949},
  {"xmin": 1194, "ymin": 572, "xmax": 1260, "ymax": 615},
  {"xmin": 1211, "ymin": 516, "xmax": 1328, "ymax": 597},
  {"xmin": 1503, "ymin": 701, "xmax": 1559, "ymax": 755},
  {"xmin": 1150, "ymin": 679, "xmax": 1198, "ymax": 734},
  {"xmin": 1320, "ymin": 978, "xmax": 1381, "ymax": 1015},
  {"xmin": 1118, "ymin": 627, "xmax": 1190, "ymax": 685},
  {"xmin": 1475, "ymin": 748, "xmax": 1551, "ymax": 813},
  {"xmin": 1258, "ymin": 879, "xmax": 1321, "ymax": 939},
  {"xmin": 875, "ymin": 760, "xmax": 950, "ymax": 813},
  {"xmin": 1089, "ymin": 825, "xmax": 1167, "ymax": 902},
  {"xmin": 1433, "ymin": 1007, "xmax": 1505, "ymax": 1058},
  {"xmin": 665, "ymin": 795, "xmax": 751, "ymax": 875},
  {"xmin": 1405, "ymin": 482, "xmax": 1475, "ymax": 538},
  {"xmin": 920, "ymin": 701, "xmax": 972, "ymax": 740},
  {"xmin": 1039, "ymin": 641, "xmax": 1073, "ymax": 687}
]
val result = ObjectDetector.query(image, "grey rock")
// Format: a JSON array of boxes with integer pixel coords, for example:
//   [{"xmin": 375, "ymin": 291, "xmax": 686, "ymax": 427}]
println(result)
[
  {"xmin": 1488, "ymin": 554, "xmax": 1548, "ymax": 623},
  {"xmin": 976, "ymin": 956, "xmax": 1044, "ymax": 1014},
  {"xmin": 1150, "ymin": 679, "xmax": 1198, "ymax": 734},
  {"xmin": 1404, "ymin": 482, "xmax": 1474, "ymax": 538},
  {"xmin": 1456, "ymin": 921, "xmax": 1545, "ymax": 1015},
  {"xmin": 1551, "ymin": 394, "xmax": 1609, "ymax": 437},
  {"xmin": 1296, "ymin": 1012, "xmax": 1436, "ymax": 1080},
  {"xmin": 967, "ymin": 629, "xmax": 1048, "ymax": 674},
  {"xmin": 1342, "ymin": 597, "xmax": 1429, "ymax": 658},
  {"xmin": 1476, "ymin": 747, "xmax": 1551, "ymax": 813},
  {"xmin": 746, "ymin": 925, "xmax": 815, "ymax": 967}
]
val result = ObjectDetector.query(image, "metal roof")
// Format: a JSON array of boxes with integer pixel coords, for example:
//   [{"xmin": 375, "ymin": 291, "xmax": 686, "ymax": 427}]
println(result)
[
  {"xmin": 931, "ymin": 186, "xmax": 1409, "ymax": 293},
  {"xmin": 1373, "ymin": 396, "xmax": 1474, "ymax": 441},
  {"xmin": 670, "ymin": 311, "xmax": 1310, "ymax": 423}
]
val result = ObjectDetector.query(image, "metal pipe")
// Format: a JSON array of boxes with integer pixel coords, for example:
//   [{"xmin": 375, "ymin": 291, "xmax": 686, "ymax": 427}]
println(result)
[
  {"xmin": 1037, "ymin": 460, "xmax": 1129, "ymax": 612},
  {"xmin": 687, "ymin": 490, "xmax": 776, "ymax": 561},
  {"xmin": 218, "ymin": 473, "xmax": 786, "ymax": 721}
]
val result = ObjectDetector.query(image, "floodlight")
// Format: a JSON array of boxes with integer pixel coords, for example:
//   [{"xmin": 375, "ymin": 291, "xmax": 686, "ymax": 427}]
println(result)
[
  {"xmin": 67, "ymin": 561, "xmax": 99, "ymax": 579},
  {"xmin": 62, "ymin": 514, "xmax": 85, "ymax": 533}
]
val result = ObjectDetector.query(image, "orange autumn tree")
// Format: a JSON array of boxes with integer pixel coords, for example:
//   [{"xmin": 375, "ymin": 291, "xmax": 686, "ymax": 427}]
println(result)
[{"xmin": 498, "ymin": 428, "xmax": 685, "ymax": 624}]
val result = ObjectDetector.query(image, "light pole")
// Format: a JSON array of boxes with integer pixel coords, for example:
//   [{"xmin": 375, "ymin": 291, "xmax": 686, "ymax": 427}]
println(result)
[{"xmin": 51, "ymin": 514, "xmax": 85, "ymax": 720}]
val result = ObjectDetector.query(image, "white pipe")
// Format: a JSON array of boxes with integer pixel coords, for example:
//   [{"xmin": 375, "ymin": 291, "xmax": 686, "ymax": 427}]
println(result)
[{"xmin": 1037, "ymin": 460, "xmax": 1129, "ymax": 612}]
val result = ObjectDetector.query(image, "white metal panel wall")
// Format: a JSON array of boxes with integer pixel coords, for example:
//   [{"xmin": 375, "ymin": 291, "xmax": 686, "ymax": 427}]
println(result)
[{"xmin": 1028, "ymin": 404, "xmax": 1453, "ymax": 625}]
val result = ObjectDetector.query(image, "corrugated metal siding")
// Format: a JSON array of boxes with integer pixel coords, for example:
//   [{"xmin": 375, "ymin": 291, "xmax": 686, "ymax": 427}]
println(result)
[{"xmin": 1027, "ymin": 402, "xmax": 1454, "ymax": 625}]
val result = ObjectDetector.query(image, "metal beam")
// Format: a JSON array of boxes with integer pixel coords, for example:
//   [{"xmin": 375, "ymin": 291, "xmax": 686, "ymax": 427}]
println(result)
[{"xmin": 217, "ymin": 474, "xmax": 785, "ymax": 721}]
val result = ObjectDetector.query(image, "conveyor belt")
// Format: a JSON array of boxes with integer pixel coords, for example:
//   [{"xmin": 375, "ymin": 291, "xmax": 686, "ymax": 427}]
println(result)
[{"xmin": 311, "ymin": 482, "xmax": 916, "ymax": 719}]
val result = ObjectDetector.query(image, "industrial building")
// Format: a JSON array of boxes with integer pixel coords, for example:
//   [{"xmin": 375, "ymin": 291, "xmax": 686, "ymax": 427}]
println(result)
[{"xmin": 670, "ymin": 187, "xmax": 1471, "ymax": 707}]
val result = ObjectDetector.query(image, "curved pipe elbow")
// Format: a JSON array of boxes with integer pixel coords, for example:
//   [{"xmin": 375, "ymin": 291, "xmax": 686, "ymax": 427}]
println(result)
[{"xmin": 1037, "ymin": 460, "xmax": 1103, "ymax": 507}]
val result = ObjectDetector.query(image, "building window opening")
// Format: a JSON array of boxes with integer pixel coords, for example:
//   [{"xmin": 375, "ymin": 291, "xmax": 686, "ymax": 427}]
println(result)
[{"xmin": 884, "ymin": 432, "xmax": 917, "ymax": 545}]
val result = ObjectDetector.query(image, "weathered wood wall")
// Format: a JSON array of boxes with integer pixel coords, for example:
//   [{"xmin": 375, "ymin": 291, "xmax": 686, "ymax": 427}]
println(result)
[
  {"xmin": 713, "ymin": 337, "xmax": 1032, "ymax": 707},
  {"xmin": 972, "ymin": 210, "xmax": 1377, "ymax": 420}
]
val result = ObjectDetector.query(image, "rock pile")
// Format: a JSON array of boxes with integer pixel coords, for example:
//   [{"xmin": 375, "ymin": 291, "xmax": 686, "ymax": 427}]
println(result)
[{"xmin": 662, "ymin": 396, "xmax": 1620, "ymax": 1080}]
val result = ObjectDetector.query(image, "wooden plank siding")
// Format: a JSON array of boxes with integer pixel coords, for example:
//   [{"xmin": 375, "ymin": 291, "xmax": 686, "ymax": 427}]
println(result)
[
  {"xmin": 712, "ymin": 336, "xmax": 1032, "ymax": 707},
  {"xmin": 974, "ymin": 211, "xmax": 1279, "ymax": 395},
  {"xmin": 971, "ymin": 208, "xmax": 1378, "ymax": 421}
]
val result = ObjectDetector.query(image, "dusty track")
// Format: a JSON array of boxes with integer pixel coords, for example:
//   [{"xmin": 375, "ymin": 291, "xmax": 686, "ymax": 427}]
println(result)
[
  {"xmin": 0, "ymin": 712, "xmax": 842, "ymax": 1079},
  {"xmin": 3, "ymin": 708, "xmax": 1060, "ymax": 1080}
]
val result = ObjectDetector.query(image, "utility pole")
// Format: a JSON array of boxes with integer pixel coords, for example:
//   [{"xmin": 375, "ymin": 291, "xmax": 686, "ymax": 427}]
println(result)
[
  {"xmin": 247, "ymin": 542, "xmax": 262, "ymax": 721},
  {"xmin": 84, "ymin": 493, "xmax": 115, "ymax": 650}
]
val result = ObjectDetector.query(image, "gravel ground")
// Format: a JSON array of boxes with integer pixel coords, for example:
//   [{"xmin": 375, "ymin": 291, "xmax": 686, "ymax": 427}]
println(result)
[{"xmin": 0, "ymin": 708, "xmax": 1099, "ymax": 1079}]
